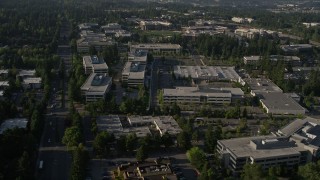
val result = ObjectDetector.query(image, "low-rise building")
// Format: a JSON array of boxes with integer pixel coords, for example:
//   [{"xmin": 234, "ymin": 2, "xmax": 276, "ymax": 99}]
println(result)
[
  {"xmin": 78, "ymin": 23, "xmax": 99, "ymax": 30},
  {"xmin": 97, "ymin": 115, "xmax": 182, "ymax": 138},
  {"xmin": 174, "ymin": 66, "xmax": 242, "ymax": 83},
  {"xmin": 83, "ymin": 55, "xmax": 108, "ymax": 75},
  {"xmin": 80, "ymin": 73, "xmax": 112, "ymax": 102},
  {"xmin": 22, "ymin": 77, "xmax": 42, "ymax": 89},
  {"xmin": 162, "ymin": 86, "xmax": 244, "ymax": 105},
  {"xmin": 118, "ymin": 161, "xmax": 176, "ymax": 180},
  {"xmin": 130, "ymin": 43, "xmax": 181, "ymax": 54},
  {"xmin": 128, "ymin": 50, "xmax": 148, "ymax": 64},
  {"xmin": 0, "ymin": 118, "xmax": 28, "ymax": 134},
  {"xmin": 218, "ymin": 117, "xmax": 320, "ymax": 175},
  {"xmin": 243, "ymin": 56, "xmax": 261, "ymax": 65},
  {"xmin": 0, "ymin": 69, "xmax": 9, "ymax": 79},
  {"xmin": 280, "ymin": 44, "xmax": 313, "ymax": 55},
  {"xmin": 77, "ymin": 31, "xmax": 115, "ymax": 53},
  {"xmin": 245, "ymin": 78, "xmax": 283, "ymax": 96},
  {"xmin": 217, "ymin": 136, "xmax": 309, "ymax": 175},
  {"xmin": 17, "ymin": 69, "xmax": 36, "ymax": 78},
  {"xmin": 258, "ymin": 92, "xmax": 305, "ymax": 115},
  {"xmin": 154, "ymin": 116, "xmax": 182, "ymax": 136},
  {"xmin": 139, "ymin": 20, "xmax": 172, "ymax": 30},
  {"xmin": 235, "ymin": 28, "xmax": 276, "ymax": 39},
  {"xmin": 231, "ymin": 17, "xmax": 254, "ymax": 23},
  {"xmin": 122, "ymin": 62, "xmax": 146, "ymax": 87}
]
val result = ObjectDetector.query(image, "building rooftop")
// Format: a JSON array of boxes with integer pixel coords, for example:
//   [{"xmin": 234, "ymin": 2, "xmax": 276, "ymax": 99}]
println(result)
[
  {"xmin": 259, "ymin": 92, "xmax": 305, "ymax": 113},
  {"xmin": 0, "ymin": 69, "xmax": 8, "ymax": 75},
  {"xmin": 245, "ymin": 78, "xmax": 283, "ymax": 95},
  {"xmin": 131, "ymin": 43, "xmax": 181, "ymax": 49},
  {"xmin": 80, "ymin": 73, "xmax": 112, "ymax": 94},
  {"xmin": 22, "ymin": 77, "xmax": 41, "ymax": 84},
  {"xmin": 128, "ymin": 50, "xmax": 148, "ymax": 63},
  {"xmin": 244, "ymin": 56, "xmax": 260, "ymax": 61},
  {"xmin": 96, "ymin": 115, "xmax": 123, "ymax": 134},
  {"xmin": 280, "ymin": 44, "xmax": 313, "ymax": 52},
  {"xmin": 0, "ymin": 118, "xmax": 28, "ymax": 134},
  {"xmin": 219, "ymin": 136, "xmax": 304, "ymax": 159},
  {"xmin": 83, "ymin": 55, "xmax": 108, "ymax": 71},
  {"xmin": 0, "ymin": 81, "xmax": 9, "ymax": 87},
  {"xmin": 78, "ymin": 23, "xmax": 99, "ymax": 30},
  {"xmin": 174, "ymin": 66, "xmax": 241, "ymax": 82},
  {"xmin": 154, "ymin": 116, "xmax": 182, "ymax": 136},
  {"xmin": 278, "ymin": 117, "xmax": 320, "ymax": 147},
  {"xmin": 17, "ymin": 70, "xmax": 36, "ymax": 77},
  {"xmin": 163, "ymin": 86, "xmax": 231, "ymax": 98},
  {"xmin": 122, "ymin": 62, "xmax": 146, "ymax": 80},
  {"xmin": 128, "ymin": 116, "xmax": 154, "ymax": 126}
]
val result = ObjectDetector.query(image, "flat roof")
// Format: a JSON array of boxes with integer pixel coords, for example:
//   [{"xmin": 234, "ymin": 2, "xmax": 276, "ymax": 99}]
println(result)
[
  {"xmin": 128, "ymin": 116, "xmax": 154, "ymax": 125},
  {"xmin": 163, "ymin": 86, "xmax": 241, "ymax": 98},
  {"xmin": 22, "ymin": 77, "xmax": 41, "ymax": 84},
  {"xmin": 243, "ymin": 56, "xmax": 260, "ymax": 61},
  {"xmin": 246, "ymin": 78, "xmax": 283, "ymax": 94},
  {"xmin": 219, "ymin": 136, "xmax": 304, "ymax": 159},
  {"xmin": 259, "ymin": 92, "xmax": 305, "ymax": 112},
  {"xmin": 0, "ymin": 81, "xmax": 9, "ymax": 87},
  {"xmin": 83, "ymin": 55, "xmax": 108, "ymax": 70},
  {"xmin": 0, "ymin": 69, "xmax": 8, "ymax": 74},
  {"xmin": 80, "ymin": 73, "xmax": 112, "ymax": 94},
  {"xmin": 154, "ymin": 116, "xmax": 182, "ymax": 135},
  {"xmin": 96, "ymin": 115, "xmax": 123, "ymax": 133},
  {"xmin": 131, "ymin": 43, "xmax": 181, "ymax": 49},
  {"xmin": 122, "ymin": 62, "xmax": 146, "ymax": 80},
  {"xmin": 0, "ymin": 118, "xmax": 28, "ymax": 134},
  {"xmin": 18, "ymin": 70, "xmax": 36, "ymax": 77}
]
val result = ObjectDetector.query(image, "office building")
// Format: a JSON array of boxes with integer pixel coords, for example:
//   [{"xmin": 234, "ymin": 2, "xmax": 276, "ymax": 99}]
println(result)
[
  {"xmin": 280, "ymin": 44, "xmax": 312, "ymax": 54},
  {"xmin": 77, "ymin": 31, "xmax": 115, "ymax": 53},
  {"xmin": 97, "ymin": 115, "xmax": 182, "ymax": 138},
  {"xmin": 243, "ymin": 56, "xmax": 261, "ymax": 65},
  {"xmin": 0, "ymin": 69, "xmax": 9, "ymax": 78},
  {"xmin": 139, "ymin": 20, "xmax": 172, "ymax": 30},
  {"xmin": 217, "ymin": 136, "xmax": 309, "ymax": 175},
  {"xmin": 0, "ymin": 118, "xmax": 28, "ymax": 134},
  {"xmin": 162, "ymin": 86, "xmax": 244, "ymax": 105},
  {"xmin": 22, "ymin": 77, "xmax": 42, "ymax": 89},
  {"xmin": 118, "ymin": 161, "xmax": 176, "ymax": 180},
  {"xmin": 130, "ymin": 43, "xmax": 181, "ymax": 54},
  {"xmin": 17, "ymin": 69, "xmax": 36, "ymax": 78},
  {"xmin": 245, "ymin": 78, "xmax": 283, "ymax": 96},
  {"xmin": 122, "ymin": 62, "xmax": 146, "ymax": 87},
  {"xmin": 258, "ymin": 92, "xmax": 305, "ymax": 115},
  {"xmin": 218, "ymin": 117, "xmax": 320, "ymax": 175},
  {"xmin": 80, "ymin": 73, "xmax": 112, "ymax": 102},
  {"xmin": 78, "ymin": 23, "xmax": 99, "ymax": 30},
  {"xmin": 128, "ymin": 50, "xmax": 148, "ymax": 64},
  {"xmin": 174, "ymin": 66, "xmax": 242, "ymax": 83},
  {"xmin": 83, "ymin": 55, "xmax": 108, "ymax": 75}
]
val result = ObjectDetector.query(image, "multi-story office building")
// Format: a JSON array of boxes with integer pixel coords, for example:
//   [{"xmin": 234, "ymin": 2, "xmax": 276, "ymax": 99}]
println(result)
[
  {"xmin": 83, "ymin": 55, "xmax": 108, "ymax": 75},
  {"xmin": 122, "ymin": 62, "xmax": 146, "ymax": 87},
  {"xmin": 173, "ymin": 66, "xmax": 243, "ymax": 83},
  {"xmin": 217, "ymin": 117, "xmax": 320, "ymax": 175},
  {"xmin": 162, "ymin": 86, "xmax": 244, "ymax": 105},
  {"xmin": 80, "ymin": 73, "xmax": 112, "ymax": 102},
  {"xmin": 130, "ymin": 43, "xmax": 181, "ymax": 54}
]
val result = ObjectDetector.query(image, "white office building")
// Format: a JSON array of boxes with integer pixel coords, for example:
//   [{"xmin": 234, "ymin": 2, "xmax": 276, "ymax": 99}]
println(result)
[
  {"xmin": 162, "ymin": 86, "xmax": 244, "ymax": 105},
  {"xmin": 80, "ymin": 73, "xmax": 112, "ymax": 102},
  {"xmin": 83, "ymin": 55, "xmax": 108, "ymax": 75}
]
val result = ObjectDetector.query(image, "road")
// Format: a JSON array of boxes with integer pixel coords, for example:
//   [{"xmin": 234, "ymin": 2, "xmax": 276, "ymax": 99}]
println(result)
[
  {"xmin": 35, "ymin": 19, "xmax": 73, "ymax": 180},
  {"xmin": 149, "ymin": 58, "xmax": 160, "ymax": 109}
]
